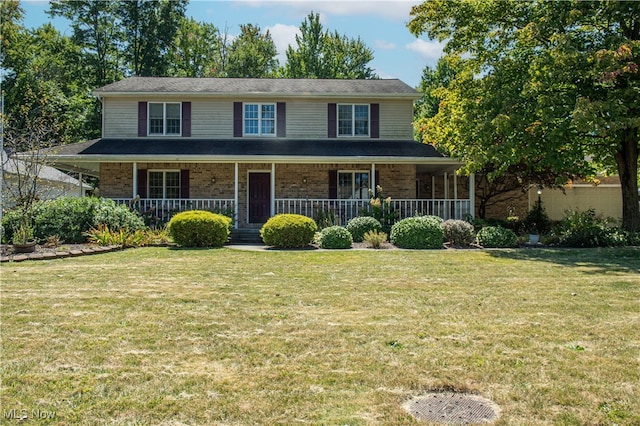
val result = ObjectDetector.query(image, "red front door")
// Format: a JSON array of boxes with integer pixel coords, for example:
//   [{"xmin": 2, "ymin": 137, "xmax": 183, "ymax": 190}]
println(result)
[{"xmin": 249, "ymin": 172, "xmax": 271, "ymax": 223}]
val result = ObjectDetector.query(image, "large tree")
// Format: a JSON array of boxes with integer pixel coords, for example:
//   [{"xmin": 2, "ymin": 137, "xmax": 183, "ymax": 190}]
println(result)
[
  {"xmin": 285, "ymin": 12, "xmax": 376, "ymax": 79},
  {"xmin": 226, "ymin": 24, "xmax": 279, "ymax": 78},
  {"xmin": 409, "ymin": 0, "xmax": 640, "ymax": 231},
  {"xmin": 118, "ymin": 0, "xmax": 187, "ymax": 76},
  {"xmin": 168, "ymin": 17, "xmax": 223, "ymax": 77}
]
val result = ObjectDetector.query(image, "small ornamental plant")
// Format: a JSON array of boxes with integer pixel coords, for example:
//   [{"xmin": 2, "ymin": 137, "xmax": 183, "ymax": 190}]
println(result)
[
  {"xmin": 476, "ymin": 226, "xmax": 518, "ymax": 248},
  {"xmin": 260, "ymin": 214, "xmax": 317, "ymax": 248},
  {"xmin": 317, "ymin": 226, "xmax": 353, "ymax": 249},
  {"xmin": 442, "ymin": 219, "xmax": 475, "ymax": 246},
  {"xmin": 363, "ymin": 229, "xmax": 387, "ymax": 249},
  {"xmin": 168, "ymin": 210, "xmax": 231, "ymax": 247}
]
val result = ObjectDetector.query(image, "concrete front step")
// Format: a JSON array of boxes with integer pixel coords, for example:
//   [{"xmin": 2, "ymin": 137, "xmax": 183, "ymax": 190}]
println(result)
[{"xmin": 230, "ymin": 229, "xmax": 263, "ymax": 244}]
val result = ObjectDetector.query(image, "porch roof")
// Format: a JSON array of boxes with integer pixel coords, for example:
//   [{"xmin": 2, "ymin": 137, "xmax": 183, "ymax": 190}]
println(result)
[{"xmin": 39, "ymin": 138, "xmax": 462, "ymax": 175}]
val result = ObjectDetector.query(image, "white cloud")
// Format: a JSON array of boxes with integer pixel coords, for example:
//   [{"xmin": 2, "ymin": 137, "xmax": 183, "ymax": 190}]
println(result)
[
  {"xmin": 375, "ymin": 40, "xmax": 396, "ymax": 50},
  {"xmin": 406, "ymin": 39, "xmax": 445, "ymax": 62},
  {"xmin": 240, "ymin": 0, "xmax": 415, "ymax": 22},
  {"xmin": 264, "ymin": 23, "xmax": 300, "ymax": 64}
]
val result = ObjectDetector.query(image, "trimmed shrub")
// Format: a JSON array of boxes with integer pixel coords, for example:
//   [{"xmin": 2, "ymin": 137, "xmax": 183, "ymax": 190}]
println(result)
[
  {"xmin": 442, "ymin": 219, "xmax": 475, "ymax": 246},
  {"xmin": 476, "ymin": 226, "xmax": 518, "ymax": 248},
  {"xmin": 1, "ymin": 197, "xmax": 145, "ymax": 243},
  {"xmin": 558, "ymin": 209, "xmax": 625, "ymax": 247},
  {"xmin": 260, "ymin": 214, "xmax": 317, "ymax": 248},
  {"xmin": 317, "ymin": 226, "xmax": 353, "ymax": 249},
  {"xmin": 390, "ymin": 215, "xmax": 444, "ymax": 249},
  {"xmin": 168, "ymin": 210, "xmax": 231, "ymax": 247},
  {"xmin": 346, "ymin": 216, "xmax": 382, "ymax": 242}
]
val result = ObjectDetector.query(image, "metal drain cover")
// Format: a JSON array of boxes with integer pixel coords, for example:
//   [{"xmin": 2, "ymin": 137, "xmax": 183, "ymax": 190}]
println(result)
[{"xmin": 403, "ymin": 392, "xmax": 499, "ymax": 424}]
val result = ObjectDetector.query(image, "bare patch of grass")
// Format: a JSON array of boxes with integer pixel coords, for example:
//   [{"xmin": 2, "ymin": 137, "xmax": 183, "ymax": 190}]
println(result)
[{"xmin": 1, "ymin": 247, "xmax": 639, "ymax": 424}]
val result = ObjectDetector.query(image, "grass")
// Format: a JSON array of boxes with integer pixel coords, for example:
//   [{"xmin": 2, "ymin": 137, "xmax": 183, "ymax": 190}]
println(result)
[{"xmin": 1, "ymin": 247, "xmax": 639, "ymax": 425}]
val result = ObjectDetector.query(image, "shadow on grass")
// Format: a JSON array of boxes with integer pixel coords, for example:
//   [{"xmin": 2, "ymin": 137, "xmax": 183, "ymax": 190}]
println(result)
[{"xmin": 487, "ymin": 246, "xmax": 640, "ymax": 275}]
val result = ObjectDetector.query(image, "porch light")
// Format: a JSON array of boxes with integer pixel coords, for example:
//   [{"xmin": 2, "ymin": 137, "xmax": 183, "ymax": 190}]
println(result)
[
  {"xmin": 211, "ymin": 177, "xmax": 216, "ymax": 184},
  {"xmin": 537, "ymin": 185, "xmax": 542, "ymax": 207},
  {"xmin": 302, "ymin": 177, "xmax": 307, "ymax": 184}
]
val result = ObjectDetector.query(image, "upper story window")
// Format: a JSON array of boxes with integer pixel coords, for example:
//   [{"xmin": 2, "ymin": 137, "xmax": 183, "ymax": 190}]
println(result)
[
  {"xmin": 338, "ymin": 104, "xmax": 369, "ymax": 137},
  {"xmin": 244, "ymin": 103, "xmax": 276, "ymax": 136},
  {"xmin": 149, "ymin": 102, "xmax": 181, "ymax": 136}
]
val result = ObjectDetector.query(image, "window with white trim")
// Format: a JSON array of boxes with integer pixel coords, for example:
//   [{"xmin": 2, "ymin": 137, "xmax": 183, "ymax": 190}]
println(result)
[
  {"xmin": 149, "ymin": 102, "xmax": 181, "ymax": 136},
  {"xmin": 244, "ymin": 103, "xmax": 275, "ymax": 136},
  {"xmin": 338, "ymin": 171, "xmax": 370, "ymax": 199},
  {"xmin": 338, "ymin": 104, "xmax": 369, "ymax": 136},
  {"xmin": 148, "ymin": 170, "xmax": 180, "ymax": 198}
]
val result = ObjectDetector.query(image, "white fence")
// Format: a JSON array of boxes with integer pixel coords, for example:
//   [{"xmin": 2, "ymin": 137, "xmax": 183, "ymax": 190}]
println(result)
[{"xmin": 113, "ymin": 198, "xmax": 235, "ymax": 222}]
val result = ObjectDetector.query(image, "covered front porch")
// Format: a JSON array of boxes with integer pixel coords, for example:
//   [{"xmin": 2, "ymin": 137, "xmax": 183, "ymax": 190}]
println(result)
[{"xmin": 109, "ymin": 161, "xmax": 474, "ymax": 228}]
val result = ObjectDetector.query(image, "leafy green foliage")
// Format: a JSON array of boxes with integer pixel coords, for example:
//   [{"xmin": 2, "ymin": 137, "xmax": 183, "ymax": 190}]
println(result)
[
  {"xmin": 85, "ymin": 225, "xmax": 148, "ymax": 248},
  {"xmin": 314, "ymin": 209, "xmax": 337, "ymax": 230},
  {"xmin": 346, "ymin": 216, "xmax": 382, "ymax": 243},
  {"xmin": 284, "ymin": 12, "xmax": 376, "ymax": 79},
  {"xmin": 409, "ymin": 0, "xmax": 640, "ymax": 231},
  {"xmin": 2, "ymin": 197, "xmax": 145, "ymax": 243},
  {"xmin": 226, "ymin": 24, "xmax": 279, "ymax": 78},
  {"xmin": 260, "ymin": 214, "xmax": 317, "ymax": 248},
  {"xmin": 316, "ymin": 226, "xmax": 353, "ymax": 249},
  {"xmin": 442, "ymin": 219, "xmax": 475, "ymax": 246},
  {"xmin": 476, "ymin": 226, "xmax": 518, "ymax": 248},
  {"xmin": 168, "ymin": 210, "xmax": 231, "ymax": 248},
  {"xmin": 389, "ymin": 216, "xmax": 444, "ymax": 249},
  {"xmin": 523, "ymin": 200, "xmax": 552, "ymax": 235},
  {"xmin": 558, "ymin": 210, "xmax": 626, "ymax": 248},
  {"xmin": 360, "ymin": 186, "xmax": 398, "ymax": 234}
]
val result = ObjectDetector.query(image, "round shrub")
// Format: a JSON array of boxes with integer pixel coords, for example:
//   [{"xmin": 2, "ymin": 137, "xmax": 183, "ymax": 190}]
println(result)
[
  {"xmin": 260, "ymin": 214, "xmax": 317, "ymax": 248},
  {"xmin": 317, "ymin": 226, "xmax": 353, "ymax": 249},
  {"xmin": 168, "ymin": 210, "xmax": 231, "ymax": 247},
  {"xmin": 346, "ymin": 216, "xmax": 382, "ymax": 242},
  {"xmin": 442, "ymin": 219, "xmax": 476, "ymax": 246},
  {"xmin": 390, "ymin": 215, "xmax": 444, "ymax": 249},
  {"xmin": 476, "ymin": 226, "xmax": 518, "ymax": 248}
]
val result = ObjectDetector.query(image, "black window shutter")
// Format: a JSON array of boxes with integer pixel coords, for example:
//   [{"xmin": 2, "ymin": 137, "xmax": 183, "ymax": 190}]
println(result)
[
  {"xmin": 180, "ymin": 169, "xmax": 190, "ymax": 199},
  {"xmin": 370, "ymin": 103, "xmax": 379, "ymax": 139},
  {"xmin": 374, "ymin": 170, "xmax": 380, "ymax": 194},
  {"xmin": 182, "ymin": 102, "xmax": 191, "ymax": 137},
  {"xmin": 138, "ymin": 102, "xmax": 147, "ymax": 137},
  {"xmin": 327, "ymin": 103, "xmax": 337, "ymax": 138},
  {"xmin": 277, "ymin": 102, "xmax": 286, "ymax": 137},
  {"xmin": 328, "ymin": 170, "xmax": 338, "ymax": 198},
  {"xmin": 233, "ymin": 102, "xmax": 243, "ymax": 137},
  {"xmin": 137, "ymin": 169, "xmax": 147, "ymax": 198}
]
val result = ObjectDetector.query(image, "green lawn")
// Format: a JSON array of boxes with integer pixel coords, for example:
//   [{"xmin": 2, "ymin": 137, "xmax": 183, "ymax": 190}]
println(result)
[{"xmin": 1, "ymin": 247, "xmax": 639, "ymax": 425}]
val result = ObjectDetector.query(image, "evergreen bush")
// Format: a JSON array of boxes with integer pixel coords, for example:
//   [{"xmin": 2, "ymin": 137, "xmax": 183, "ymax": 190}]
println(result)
[
  {"xmin": 168, "ymin": 210, "xmax": 231, "ymax": 247},
  {"xmin": 442, "ymin": 219, "xmax": 475, "ymax": 246},
  {"xmin": 390, "ymin": 215, "xmax": 444, "ymax": 249},
  {"xmin": 317, "ymin": 226, "xmax": 353, "ymax": 249},
  {"xmin": 476, "ymin": 226, "xmax": 518, "ymax": 248},
  {"xmin": 260, "ymin": 214, "xmax": 317, "ymax": 248},
  {"xmin": 346, "ymin": 216, "xmax": 382, "ymax": 242}
]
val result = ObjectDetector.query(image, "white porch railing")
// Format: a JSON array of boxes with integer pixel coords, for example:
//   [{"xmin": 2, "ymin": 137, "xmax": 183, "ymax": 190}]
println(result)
[
  {"xmin": 275, "ymin": 198, "xmax": 472, "ymax": 225},
  {"xmin": 113, "ymin": 198, "xmax": 235, "ymax": 222},
  {"xmin": 112, "ymin": 197, "xmax": 471, "ymax": 226}
]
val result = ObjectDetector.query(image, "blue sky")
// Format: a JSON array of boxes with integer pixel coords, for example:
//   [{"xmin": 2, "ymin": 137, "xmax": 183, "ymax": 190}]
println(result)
[{"xmin": 20, "ymin": 0, "xmax": 444, "ymax": 88}]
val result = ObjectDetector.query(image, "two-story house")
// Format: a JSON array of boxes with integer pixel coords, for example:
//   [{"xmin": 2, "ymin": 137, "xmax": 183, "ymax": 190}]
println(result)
[{"xmin": 45, "ymin": 77, "xmax": 473, "ymax": 228}]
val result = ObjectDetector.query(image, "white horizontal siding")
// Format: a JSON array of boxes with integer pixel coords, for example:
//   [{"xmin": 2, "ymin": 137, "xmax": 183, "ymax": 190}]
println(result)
[{"xmin": 100, "ymin": 96, "xmax": 415, "ymax": 140}]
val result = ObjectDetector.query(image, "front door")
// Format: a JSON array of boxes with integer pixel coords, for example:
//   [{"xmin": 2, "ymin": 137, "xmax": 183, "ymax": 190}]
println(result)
[{"xmin": 249, "ymin": 172, "xmax": 271, "ymax": 223}]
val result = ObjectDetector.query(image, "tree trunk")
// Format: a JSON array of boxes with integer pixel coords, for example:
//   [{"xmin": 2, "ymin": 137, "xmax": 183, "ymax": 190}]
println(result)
[{"xmin": 615, "ymin": 128, "xmax": 640, "ymax": 232}]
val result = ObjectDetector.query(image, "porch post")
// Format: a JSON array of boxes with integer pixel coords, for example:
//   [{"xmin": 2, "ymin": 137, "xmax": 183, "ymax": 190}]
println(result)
[
  {"xmin": 431, "ymin": 176, "xmax": 435, "ymax": 199},
  {"xmin": 132, "ymin": 162, "xmax": 137, "ymax": 198},
  {"xmin": 469, "ymin": 173, "xmax": 475, "ymax": 220},
  {"xmin": 271, "ymin": 163, "xmax": 275, "ymax": 218},
  {"xmin": 234, "ymin": 163, "xmax": 239, "ymax": 229},
  {"xmin": 371, "ymin": 163, "xmax": 376, "ymax": 192},
  {"xmin": 79, "ymin": 173, "xmax": 83, "ymax": 197},
  {"xmin": 444, "ymin": 172, "xmax": 449, "ymax": 220}
]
